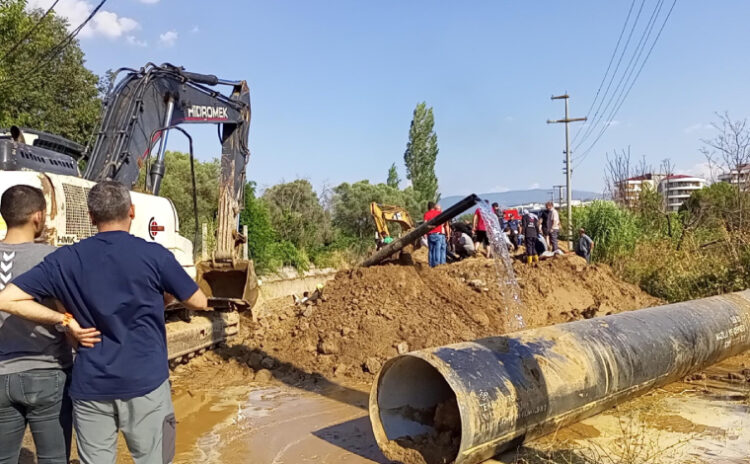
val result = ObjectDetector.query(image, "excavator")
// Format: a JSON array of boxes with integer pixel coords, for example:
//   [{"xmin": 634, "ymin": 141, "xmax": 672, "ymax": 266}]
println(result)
[
  {"xmin": 369, "ymin": 202, "xmax": 421, "ymax": 262},
  {"xmin": 0, "ymin": 63, "xmax": 256, "ymax": 363}
]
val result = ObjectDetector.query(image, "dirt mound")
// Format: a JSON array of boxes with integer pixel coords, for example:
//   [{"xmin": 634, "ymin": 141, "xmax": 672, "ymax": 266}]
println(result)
[{"xmin": 244, "ymin": 254, "xmax": 660, "ymax": 381}]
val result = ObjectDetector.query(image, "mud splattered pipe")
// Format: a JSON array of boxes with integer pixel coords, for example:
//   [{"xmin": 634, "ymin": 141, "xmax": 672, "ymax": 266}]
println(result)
[
  {"xmin": 361, "ymin": 194, "xmax": 479, "ymax": 267},
  {"xmin": 369, "ymin": 290, "xmax": 750, "ymax": 464}
]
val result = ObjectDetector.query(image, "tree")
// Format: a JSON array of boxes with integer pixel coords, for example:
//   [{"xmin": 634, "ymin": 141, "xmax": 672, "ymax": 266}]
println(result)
[
  {"xmin": 387, "ymin": 162, "xmax": 400, "ymax": 188},
  {"xmin": 701, "ymin": 112, "xmax": 750, "ymax": 227},
  {"xmin": 0, "ymin": 1, "xmax": 102, "ymax": 145},
  {"xmin": 262, "ymin": 179, "xmax": 331, "ymax": 251},
  {"xmin": 331, "ymin": 180, "xmax": 419, "ymax": 241},
  {"xmin": 156, "ymin": 151, "xmax": 220, "ymax": 243},
  {"xmin": 403, "ymin": 102, "xmax": 439, "ymax": 208}
]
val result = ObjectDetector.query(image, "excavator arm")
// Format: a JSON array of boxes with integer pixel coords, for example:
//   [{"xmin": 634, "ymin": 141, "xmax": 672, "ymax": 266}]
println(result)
[
  {"xmin": 85, "ymin": 63, "xmax": 256, "ymax": 308},
  {"xmin": 370, "ymin": 202, "xmax": 415, "ymax": 238}
]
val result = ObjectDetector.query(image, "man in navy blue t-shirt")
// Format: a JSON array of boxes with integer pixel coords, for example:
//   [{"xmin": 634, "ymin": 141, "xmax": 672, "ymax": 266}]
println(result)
[{"xmin": 0, "ymin": 181, "xmax": 208, "ymax": 464}]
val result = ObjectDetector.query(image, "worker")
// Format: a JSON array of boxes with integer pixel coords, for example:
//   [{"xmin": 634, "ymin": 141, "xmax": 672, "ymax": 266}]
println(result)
[
  {"xmin": 521, "ymin": 209, "xmax": 542, "ymax": 264},
  {"xmin": 0, "ymin": 186, "xmax": 76, "ymax": 464},
  {"xmin": 424, "ymin": 201, "xmax": 446, "ymax": 267},
  {"xmin": 382, "ymin": 232, "xmax": 394, "ymax": 245},
  {"xmin": 576, "ymin": 227, "xmax": 595, "ymax": 264},
  {"xmin": 472, "ymin": 202, "xmax": 490, "ymax": 257},
  {"xmin": 545, "ymin": 201, "xmax": 561, "ymax": 253},
  {"xmin": 0, "ymin": 181, "xmax": 209, "ymax": 464},
  {"xmin": 451, "ymin": 227, "xmax": 476, "ymax": 259}
]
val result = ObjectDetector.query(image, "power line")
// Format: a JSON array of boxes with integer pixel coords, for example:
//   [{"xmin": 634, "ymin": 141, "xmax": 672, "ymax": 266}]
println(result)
[
  {"xmin": 571, "ymin": 0, "xmax": 636, "ymax": 146},
  {"xmin": 574, "ymin": 0, "xmax": 648, "ymax": 150},
  {"xmin": 575, "ymin": 0, "xmax": 665, "ymax": 155},
  {"xmin": 573, "ymin": 0, "xmax": 678, "ymax": 170},
  {"xmin": 0, "ymin": 0, "xmax": 108, "ymax": 89},
  {"xmin": 0, "ymin": 0, "xmax": 60, "ymax": 67}
]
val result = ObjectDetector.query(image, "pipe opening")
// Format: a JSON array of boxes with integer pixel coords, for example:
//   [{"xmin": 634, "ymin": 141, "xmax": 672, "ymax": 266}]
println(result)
[{"xmin": 376, "ymin": 356, "xmax": 461, "ymax": 464}]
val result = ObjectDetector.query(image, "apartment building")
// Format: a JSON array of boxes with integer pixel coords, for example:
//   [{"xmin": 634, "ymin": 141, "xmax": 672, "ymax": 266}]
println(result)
[
  {"xmin": 657, "ymin": 175, "xmax": 707, "ymax": 212},
  {"xmin": 718, "ymin": 164, "xmax": 750, "ymax": 188}
]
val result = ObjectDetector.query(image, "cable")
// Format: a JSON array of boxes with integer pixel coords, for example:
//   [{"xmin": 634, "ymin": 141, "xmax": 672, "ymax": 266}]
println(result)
[
  {"xmin": 0, "ymin": 0, "xmax": 60, "ymax": 67},
  {"xmin": 571, "ymin": 0, "xmax": 636, "ymax": 146},
  {"xmin": 575, "ymin": 0, "xmax": 665, "ymax": 155},
  {"xmin": 574, "ymin": 0, "xmax": 647, "ymax": 149},
  {"xmin": 0, "ymin": 0, "xmax": 108, "ymax": 88},
  {"xmin": 573, "ymin": 0, "xmax": 677, "ymax": 170}
]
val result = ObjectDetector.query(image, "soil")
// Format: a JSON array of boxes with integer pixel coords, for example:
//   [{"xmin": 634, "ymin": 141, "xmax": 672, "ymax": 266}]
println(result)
[{"xmin": 231, "ymin": 253, "xmax": 660, "ymax": 382}]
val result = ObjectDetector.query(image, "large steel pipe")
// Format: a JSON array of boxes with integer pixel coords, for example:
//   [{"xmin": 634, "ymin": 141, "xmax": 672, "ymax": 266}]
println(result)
[{"xmin": 369, "ymin": 290, "xmax": 750, "ymax": 464}]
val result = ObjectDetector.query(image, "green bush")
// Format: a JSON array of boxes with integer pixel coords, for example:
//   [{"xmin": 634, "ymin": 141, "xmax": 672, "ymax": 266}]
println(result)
[{"xmin": 572, "ymin": 200, "xmax": 642, "ymax": 263}]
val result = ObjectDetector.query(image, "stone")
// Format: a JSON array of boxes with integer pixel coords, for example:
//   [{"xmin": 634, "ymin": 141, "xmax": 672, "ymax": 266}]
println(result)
[
  {"xmin": 471, "ymin": 311, "xmax": 490, "ymax": 327},
  {"xmin": 333, "ymin": 363, "xmax": 348, "ymax": 376},
  {"xmin": 260, "ymin": 356, "xmax": 276, "ymax": 370},
  {"xmin": 341, "ymin": 327, "xmax": 353, "ymax": 337},
  {"xmin": 467, "ymin": 279, "xmax": 487, "ymax": 292},
  {"xmin": 255, "ymin": 369, "xmax": 273, "ymax": 382},
  {"xmin": 363, "ymin": 357, "xmax": 382, "ymax": 374},
  {"xmin": 396, "ymin": 341, "xmax": 409, "ymax": 355},
  {"xmin": 317, "ymin": 337, "xmax": 339, "ymax": 355},
  {"xmin": 246, "ymin": 351, "xmax": 265, "ymax": 370},
  {"xmin": 302, "ymin": 307, "xmax": 315, "ymax": 318}
]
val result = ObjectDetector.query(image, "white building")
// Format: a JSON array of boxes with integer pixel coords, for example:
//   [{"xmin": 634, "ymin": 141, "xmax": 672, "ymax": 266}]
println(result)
[
  {"xmin": 617, "ymin": 174, "xmax": 665, "ymax": 208},
  {"xmin": 617, "ymin": 173, "xmax": 705, "ymax": 211},
  {"xmin": 657, "ymin": 175, "xmax": 707, "ymax": 212},
  {"xmin": 718, "ymin": 164, "xmax": 750, "ymax": 188}
]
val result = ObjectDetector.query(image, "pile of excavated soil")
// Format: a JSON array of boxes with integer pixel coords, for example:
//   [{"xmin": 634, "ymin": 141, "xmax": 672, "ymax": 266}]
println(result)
[{"xmin": 232, "ymin": 254, "xmax": 661, "ymax": 381}]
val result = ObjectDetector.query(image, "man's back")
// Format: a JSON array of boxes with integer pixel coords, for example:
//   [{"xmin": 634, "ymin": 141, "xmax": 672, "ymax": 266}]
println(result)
[
  {"xmin": 0, "ymin": 242, "xmax": 71, "ymax": 374},
  {"xmin": 14, "ymin": 231, "xmax": 198, "ymax": 400}
]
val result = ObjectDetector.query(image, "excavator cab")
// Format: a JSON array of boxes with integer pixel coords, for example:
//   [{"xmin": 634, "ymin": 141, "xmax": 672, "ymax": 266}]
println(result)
[{"xmin": 370, "ymin": 202, "xmax": 419, "ymax": 263}]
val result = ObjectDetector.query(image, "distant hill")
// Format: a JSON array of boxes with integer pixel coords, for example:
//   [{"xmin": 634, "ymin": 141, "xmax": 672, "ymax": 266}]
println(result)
[{"xmin": 440, "ymin": 189, "xmax": 604, "ymax": 210}]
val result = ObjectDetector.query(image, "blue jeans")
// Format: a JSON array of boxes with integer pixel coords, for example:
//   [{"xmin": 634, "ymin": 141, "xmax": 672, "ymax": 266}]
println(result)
[
  {"xmin": 0, "ymin": 369, "xmax": 72, "ymax": 464},
  {"xmin": 428, "ymin": 234, "xmax": 446, "ymax": 267}
]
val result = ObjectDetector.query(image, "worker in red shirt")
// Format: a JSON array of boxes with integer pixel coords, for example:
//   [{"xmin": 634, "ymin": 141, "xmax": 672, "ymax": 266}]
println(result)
[
  {"xmin": 473, "ymin": 202, "xmax": 491, "ymax": 258},
  {"xmin": 423, "ymin": 201, "xmax": 446, "ymax": 267}
]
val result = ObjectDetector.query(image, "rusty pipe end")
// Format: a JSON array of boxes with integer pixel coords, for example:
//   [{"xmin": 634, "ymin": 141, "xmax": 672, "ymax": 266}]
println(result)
[{"xmin": 370, "ymin": 352, "xmax": 472, "ymax": 464}]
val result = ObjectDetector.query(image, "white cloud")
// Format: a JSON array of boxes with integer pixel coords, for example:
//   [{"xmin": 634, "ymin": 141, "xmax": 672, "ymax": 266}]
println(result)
[
  {"xmin": 503, "ymin": 116, "xmax": 514, "ymax": 123},
  {"xmin": 26, "ymin": 0, "xmax": 138, "ymax": 39},
  {"xmin": 190, "ymin": 25, "xmax": 200, "ymax": 34},
  {"xmin": 491, "ymin": 185, "xmax": 510, "ymax": 193},
  {"xmin": 126, "ymin": 35, "xmax": 147, "ymax": 47},
  {"xmin": 529, "ymin": 182, "xmax": 540, "ymax": 189},
  {"xmin": 159, "ymin": 30, "xmax": 178, "ymax": 47},
  {"xmin": 139, "ymin": 0, "xmax": 160, "ymax": 3},
  {"xmin": 683, "ymin": 123, "xmax": 713, "ymax": 134}
]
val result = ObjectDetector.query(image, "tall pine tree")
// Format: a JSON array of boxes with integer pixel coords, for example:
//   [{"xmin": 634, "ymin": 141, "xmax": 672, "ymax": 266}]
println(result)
[
  {"xmin": 386, "ymin": 162, "xmax": 400, "ymax": 188},
  {"xmin": 403, "ymin": 102, "xmax": 439, "ymax": 209}
]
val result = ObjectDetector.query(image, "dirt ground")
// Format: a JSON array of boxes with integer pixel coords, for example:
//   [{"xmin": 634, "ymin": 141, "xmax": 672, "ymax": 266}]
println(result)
[{"xmin": 17, "ymin": 253, "xmax": 749, "ymax": 463}]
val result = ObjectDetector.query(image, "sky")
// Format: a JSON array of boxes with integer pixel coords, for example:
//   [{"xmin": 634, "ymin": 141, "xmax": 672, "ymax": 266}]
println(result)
[{"xmin": 24, "ymin": 0, "xmax": 750, "ymax": 197}]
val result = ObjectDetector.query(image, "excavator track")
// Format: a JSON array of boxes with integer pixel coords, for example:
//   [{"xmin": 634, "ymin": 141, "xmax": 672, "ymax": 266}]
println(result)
[{"xmin": 165, "ymin": 310, "xmax": 241, "ymax": 366}]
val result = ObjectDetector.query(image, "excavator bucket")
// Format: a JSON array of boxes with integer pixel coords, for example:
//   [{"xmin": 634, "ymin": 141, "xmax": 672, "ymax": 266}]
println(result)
[{"xmin": 195, "ymin": 259, "xmax": 259, "ymax": 311}]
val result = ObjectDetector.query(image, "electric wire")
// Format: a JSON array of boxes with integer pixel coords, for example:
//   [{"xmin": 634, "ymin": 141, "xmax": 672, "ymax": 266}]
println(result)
[{"xmin": 573, "ymin": 0, "xmax": 678, "ymax": 170}]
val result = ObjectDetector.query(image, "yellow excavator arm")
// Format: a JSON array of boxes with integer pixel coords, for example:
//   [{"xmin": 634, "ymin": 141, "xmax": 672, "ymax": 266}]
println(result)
[{"xmin": 370, "ymin": 202, "xmax": 415, "ymax": 238}]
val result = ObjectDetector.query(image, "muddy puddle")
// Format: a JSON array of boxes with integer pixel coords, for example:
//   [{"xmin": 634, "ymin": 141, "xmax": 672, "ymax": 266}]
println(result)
[{"xmin": 172, "ymin": 380, "xmax": 388, "ymax": 464}]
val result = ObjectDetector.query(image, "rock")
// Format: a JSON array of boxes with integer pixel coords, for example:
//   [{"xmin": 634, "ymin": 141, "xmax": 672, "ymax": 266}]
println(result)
[
  {"xmin": 304, "ymin": 342, "xmax": 317, "ymax": 352},
  {"xmin": 246, "ymin": 351, "xmax": 265, "ymax": 370},
  {"xmin": 255, "ymin": 369, "xmax": 273, "ymax": 382},
  {"xmin": 467, "ymin": 279, "xmax": 487, "ymax": 292},
  {"xmin": 317, "ymin": 337, "xmax": 339, "ymax": 355},
  {"xmin": 302, "ymin": 307, "xmax": 315, "ymax": 318},
  {"xmin": 333, "ymin": 363, "xmax": 348, "ymax": 376},
  {"xmin": 581, "ymin": 307, "xmax": 598, "ymax": 319},
  {"xmin": 341, "ymin": 327, "xmax": 353, "ymax": 337},
  {"xmin": 260, "ymin": 356, "xmax": 276, "ymax": 370},
  {"xmin": 173, "ymin": 364, "xmax": 187, "ymax": 374},
  {"xmin": 471, "ymin": 311, "xmax": 490, "ymax": 327},
  {"xmin": 396, "ymin": 341, "xmax": 409, "ymax": 355},
  {"xmin": 352, "ymin": 298, "xmax": 360, "ymax": 306},
  {"xmin": 685, "ymin": 372, "xmax": 707, "ymax": 382},
  {"xmin": 363, "ymin": 357, "xmax": 382, "ymax": 374}
]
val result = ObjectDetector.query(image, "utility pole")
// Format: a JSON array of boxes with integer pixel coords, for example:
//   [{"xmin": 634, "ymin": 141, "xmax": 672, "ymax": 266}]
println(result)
[
  {"xmin": 547, "ymin": 94, "xmax": 586, "ymax": 250},
  {"xmin": 553, "ymin": 184, "xmax": 565, "ymax": 206}
]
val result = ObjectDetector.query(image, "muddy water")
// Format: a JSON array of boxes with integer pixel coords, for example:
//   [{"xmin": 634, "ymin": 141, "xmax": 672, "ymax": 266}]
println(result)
[{"xmin": 172, "ymin": 380, "xmax": 388, "ymax": 464}]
